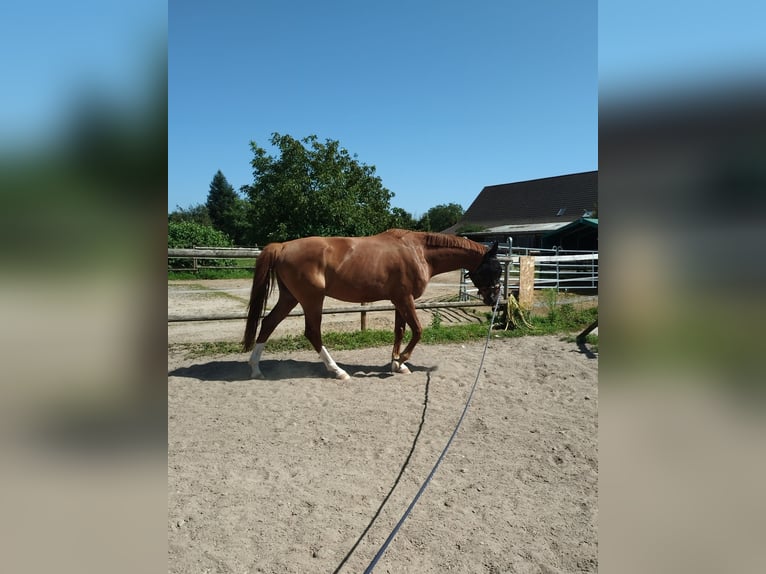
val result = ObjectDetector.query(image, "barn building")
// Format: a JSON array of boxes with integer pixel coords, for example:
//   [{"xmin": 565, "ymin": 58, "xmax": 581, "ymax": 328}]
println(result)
[{"xmin": 444, "ymin": 171, "xmax": 598, "ymax": 250}]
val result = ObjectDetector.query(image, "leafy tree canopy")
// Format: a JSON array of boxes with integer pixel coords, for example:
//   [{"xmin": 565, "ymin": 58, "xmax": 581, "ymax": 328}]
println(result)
[
  {"xmin": 168, "ymin": 220, "xmax": 232, "ymax": 248},
  {"xmin": 388, "ymin": 206, "xmax": 418, "ymax": 230},
  {"xmin": 168, "ymin": 203, "xmax": 212, "ymax": 226},
  {"xmin": 417, "ymin": 202, "xmax": 465, "ymax": 232},
  {"xmin": 242, "ymin": 133, "xmax": 394, "ymax": 244}
]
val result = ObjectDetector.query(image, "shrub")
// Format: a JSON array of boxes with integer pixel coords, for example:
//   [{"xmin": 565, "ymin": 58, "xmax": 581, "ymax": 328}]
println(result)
[{"xmin": 168, "ymin": 221, "xmax": 234, "ymax": 270}]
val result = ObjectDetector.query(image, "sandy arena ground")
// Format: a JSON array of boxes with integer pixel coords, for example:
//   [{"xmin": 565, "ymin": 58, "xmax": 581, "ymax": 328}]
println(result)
[{"xmin": 168, "ymin": 272, "xmax": 598, "ymax": 573}]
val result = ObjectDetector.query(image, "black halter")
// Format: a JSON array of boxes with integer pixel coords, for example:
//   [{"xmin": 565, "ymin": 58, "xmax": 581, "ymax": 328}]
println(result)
[{"xmin": 465, "ymin": 242, "xmax": 502, "ymax": 306}]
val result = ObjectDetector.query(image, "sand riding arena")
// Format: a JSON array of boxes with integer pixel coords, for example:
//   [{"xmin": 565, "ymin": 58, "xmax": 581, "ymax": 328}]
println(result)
[{"xmin": 168, "ymin": 270, "xmax": 598, "ymax": 573}]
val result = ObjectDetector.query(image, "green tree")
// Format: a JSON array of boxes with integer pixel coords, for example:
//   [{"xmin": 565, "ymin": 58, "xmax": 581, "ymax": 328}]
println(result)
[
  {"xmin": 388, "ymin": 206, "xmax": 418, "ymax": 230},
  {"xmin": 417, "ymin": 212, "xmax": 431, "ymax": 232},
  {"xmin": 168, "ymin": 203, "xmax": 212, "ymax": 226},
  {"xmin": 417, "ymin": 202, "xmax": 465, "ymax": 232},
  {"xmin": 206, "ymin": 170, "xmax": 247, "ymax": 244},
  {"xmin": 242, "ymin": 133, "xmax": 394, "ymax": 244}
]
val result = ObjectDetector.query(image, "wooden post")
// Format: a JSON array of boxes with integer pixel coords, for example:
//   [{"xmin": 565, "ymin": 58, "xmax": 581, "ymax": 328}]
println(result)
[
  {"xmin": 503, "ymin": 260, "xmax": 510, "ymax": 300},
  {"xmin": 519, "ymin": 256, "xmax": 535, "ymax": 312},
  {"xmin": 360, "ymin": 302, "xmax": 368, "ymax": 331},
  {"xmin": 576, "ymin": 319, "xmax": 598, "ymax": 344}
]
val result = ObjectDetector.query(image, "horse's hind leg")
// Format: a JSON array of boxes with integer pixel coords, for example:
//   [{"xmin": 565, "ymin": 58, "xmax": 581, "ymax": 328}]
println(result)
[
  {"xmin": 249, "ymin": 283, "xmax": 298, "ymax": 378},
  {"xmin": 303, "ymin": 299, "xmax": 350, "ymax": 380}
]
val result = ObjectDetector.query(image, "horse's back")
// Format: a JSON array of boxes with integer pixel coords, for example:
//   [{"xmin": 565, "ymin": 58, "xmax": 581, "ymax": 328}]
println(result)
[
  {"xmin": 276, "ymin": 235, "xmax": 353, "ymax": 266},
  {"xmin": 272, "ymin": 231, "xmax": 429, "ymax": 303},
  {"xmin": 273, "ymin": 234, "xmax": 354, "ymax": 285}
]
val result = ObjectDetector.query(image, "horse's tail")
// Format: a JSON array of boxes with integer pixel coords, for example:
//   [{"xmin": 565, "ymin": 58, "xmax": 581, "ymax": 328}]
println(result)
[{"xmin": 242, "ymin": 243, "xmax": 279, "ymax": 352}]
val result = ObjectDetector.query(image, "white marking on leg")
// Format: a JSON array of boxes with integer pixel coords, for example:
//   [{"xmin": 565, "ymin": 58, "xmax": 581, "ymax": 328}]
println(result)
[
  {"xmin": 392, "ymin": 360, "xmax": 411, "ymax": 374},
  {"xmin": 249, "ymin": 343, "xmax": 265, "ymax": 378},
  {"xmin": 320, "ymin": 346, "xmax": 350, "ymax": 380}
]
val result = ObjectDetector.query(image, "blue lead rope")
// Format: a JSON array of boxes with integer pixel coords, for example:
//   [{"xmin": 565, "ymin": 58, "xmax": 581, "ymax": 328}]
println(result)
[{"xmin": 363, "ymin": 297, "xmax": 502, "ymax": 573}]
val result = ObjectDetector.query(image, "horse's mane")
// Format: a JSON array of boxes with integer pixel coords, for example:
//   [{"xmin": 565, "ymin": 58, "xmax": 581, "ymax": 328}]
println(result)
[
  {"xmin": 423, "ymin": 232, "xmax": 484, "ymax": 253},
  {"xmin": 382, "ymin": 229, "xmax": 484, "ymax": 253}
]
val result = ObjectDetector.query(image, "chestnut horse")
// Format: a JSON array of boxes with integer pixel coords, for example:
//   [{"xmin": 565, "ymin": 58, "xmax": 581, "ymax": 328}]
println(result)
[{"xmin": 242, "ymin": 229, "xmax": 501, "ymax": 379}]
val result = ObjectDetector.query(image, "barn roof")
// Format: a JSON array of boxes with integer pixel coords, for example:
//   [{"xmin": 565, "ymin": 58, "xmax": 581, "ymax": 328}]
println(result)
[
  {"xmin": 444, "ymin": 171, "xmax": 598, "ymax": 233},
  {"xmin": 542, "ymin": 217, "xmax": 599, "ymax": 237}
]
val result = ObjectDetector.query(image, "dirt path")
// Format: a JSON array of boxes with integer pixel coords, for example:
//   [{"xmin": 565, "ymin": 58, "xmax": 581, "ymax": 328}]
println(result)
[{"xmin": 168, "ymin": 335, "xmax": 598, "ymax": 573}]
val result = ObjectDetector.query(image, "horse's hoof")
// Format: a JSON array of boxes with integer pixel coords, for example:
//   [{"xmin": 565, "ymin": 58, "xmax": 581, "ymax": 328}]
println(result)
[
  {"xmin": 249, "ymin": 364, "xmax": 264, "ymax": 379},
  {"xmin": 336, "ymin": 370, "xmax": 351, "ymax": 381},
  {"xmin": 392, "ymin": 360, "xmax": 411, "ymax": 374}
]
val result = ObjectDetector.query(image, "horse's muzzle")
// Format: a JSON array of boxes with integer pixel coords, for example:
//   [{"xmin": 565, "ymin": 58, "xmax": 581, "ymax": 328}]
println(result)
[{"xmin": 479, "ymin": 284, "xmax": 501, "ymax": 307}]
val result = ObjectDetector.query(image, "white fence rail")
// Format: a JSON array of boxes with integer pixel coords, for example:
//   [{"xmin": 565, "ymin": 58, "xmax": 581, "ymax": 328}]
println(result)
[{"xmin": 459, "ymin": 248, "xmax": 598, "ymax": 301}]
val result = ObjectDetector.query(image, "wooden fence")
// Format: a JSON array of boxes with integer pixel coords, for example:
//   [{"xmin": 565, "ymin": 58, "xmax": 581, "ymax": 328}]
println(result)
[
  {"xmin": 167, "ymin": 246, "xmax": 597, "ymax": 324},
  {"xmin": 167, "ymin": 300, "xmax": 488, "ymax": 323},
  {"xmin": 168, "ymin": 247, "xmax": 262, "ymax": 272}
]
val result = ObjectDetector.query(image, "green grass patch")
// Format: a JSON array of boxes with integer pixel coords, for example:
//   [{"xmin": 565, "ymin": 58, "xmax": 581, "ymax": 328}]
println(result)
[
  {"xmin": 171, "ymin": 304, "xmax": 598, "ymax": 359},
  {"xmin": 563, "ymin": 333, "xmax": 599, "ymax": 353},
  {"xmin": 531, "ymin": 303, "xmax": 597, "ymax": 334},
  {"xmin": 168, "ymin": 267, "xmax": 254, "ymax": 280},
  {"xmin": 168, "ymin": 258, "xmax": 256, "ymax": 280}
]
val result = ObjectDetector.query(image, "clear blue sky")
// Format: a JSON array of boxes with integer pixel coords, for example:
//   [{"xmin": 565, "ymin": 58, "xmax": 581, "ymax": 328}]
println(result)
[
  {"xmin": 1, "ymin": 1, "xmax": 762, "ymax": 218},
  {"xmin": 599, "ymin": 0, "xmax": 766, "ymax": 102},
  {"xmin": 168, "ymin": 1, "xmax": 598, "ymax": 217},
  {"xmin": 0, "ymin": 0, "xmax": 164, "ymax": 150}
]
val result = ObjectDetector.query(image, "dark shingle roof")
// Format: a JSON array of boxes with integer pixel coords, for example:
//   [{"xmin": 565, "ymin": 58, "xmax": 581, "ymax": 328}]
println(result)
[{"xmin": 449, "ymin": 171, "xmax": 598, "ymax": 232}]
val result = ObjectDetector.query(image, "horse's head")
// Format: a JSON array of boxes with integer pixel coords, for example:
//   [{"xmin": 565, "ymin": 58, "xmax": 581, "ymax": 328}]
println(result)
[{"xmin": 466, "ymin": 242, "xmax": 502, "ymax": 307}]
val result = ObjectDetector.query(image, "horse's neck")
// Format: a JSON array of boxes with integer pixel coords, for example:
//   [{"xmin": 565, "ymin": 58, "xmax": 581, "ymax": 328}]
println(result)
[{"xmin": 425, "ymin": 246, "xmax": 483, "ymax": 276}]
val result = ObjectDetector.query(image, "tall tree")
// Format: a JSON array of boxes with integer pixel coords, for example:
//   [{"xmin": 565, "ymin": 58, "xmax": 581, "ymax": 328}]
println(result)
[
  {"xmin": 418, "ymin": 202, "xmax": 465, "ymax": 232},
  {"xmin": 242, "ymin": 133, "xmax": 394, "ymax": 244},
  {"xmin": 206, "ymin": 170, "xmax": 247, "ymax": 244}
]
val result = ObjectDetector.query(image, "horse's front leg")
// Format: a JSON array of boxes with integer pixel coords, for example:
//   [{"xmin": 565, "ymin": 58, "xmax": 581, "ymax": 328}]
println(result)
[
  {"xmin": 391, "ymin": 310, "xmax": 410, "ymax": 374},
  {"xmin": 392, "ymin": 298, "xmax": 422, "ymax": 374}
]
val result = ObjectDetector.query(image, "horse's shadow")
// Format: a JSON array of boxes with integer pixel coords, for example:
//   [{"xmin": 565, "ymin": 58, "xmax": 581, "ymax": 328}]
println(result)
[
  {"xmin": 574, "ymin": 340, "xmax": 598, "ymax": 359},
  {"xmin": 168, "ymin": 359, "xmax": 431, "ymax": 382}
]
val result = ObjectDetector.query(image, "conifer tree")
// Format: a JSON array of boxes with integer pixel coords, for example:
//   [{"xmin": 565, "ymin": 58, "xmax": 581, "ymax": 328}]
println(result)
[{"xmin": 206, "ymin": 170, "xmax": 247, "ymax": 244}]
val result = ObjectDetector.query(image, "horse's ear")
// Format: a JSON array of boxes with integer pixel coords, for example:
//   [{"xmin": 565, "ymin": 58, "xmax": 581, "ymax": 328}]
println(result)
[{"xmin": 486, "ymin": 242, "xmax": 498, "ymax": 258}]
